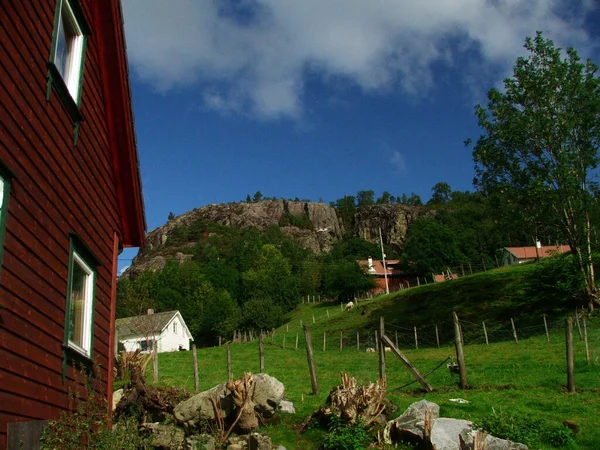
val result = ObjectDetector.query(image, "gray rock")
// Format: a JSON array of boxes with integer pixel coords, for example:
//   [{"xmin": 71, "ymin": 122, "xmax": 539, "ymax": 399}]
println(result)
[
  {"xmin": 145, "ymin": 423, "xmax": 185, "ymax": 450},
  {"xmin": 112, "ymin": 388, "xmax": 123, "ymax": 411},
  {"xmin": 459, "ymin": 429, "xmax": 528, "ymax": 450},
  {"xmin": 384, "ymin": 399, "xmax": 440, "ymax": 444},
  {"xmin": 251, "ymin": 373, "xmax": 285, "ymax": 418},
  {"xmin": 227, "ymin": 445, "xmax": 244, "ymax": 450},
  {"xmin": 278, "ymin": 400, "xmax": 296, "ymax": 414},
  {"xmin": 174, "ymin": 383, "xmax": 233, "ymax": 427},
  {"xmin": 430, "ymin": 418, "xmax": 473, "ymax": 450},
  {"xmin": 248, "ymin": 433, "xmax": 272, "ymax": 450},
  {"xmin": 185, "ymin": 434, "xmax": 217, "ymax": 450}
]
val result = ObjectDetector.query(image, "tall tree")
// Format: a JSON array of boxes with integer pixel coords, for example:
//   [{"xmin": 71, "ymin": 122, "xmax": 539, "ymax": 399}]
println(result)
[
  {"xmin": 376, "ymin": 191, "xmax": 392, "ymax": 204},
  {"xmin": 356, "ymin": 190, "xmax": 375, "ymax": 209},
  {"xmin": 428, "ymin": 182, "xmax": 452, "ymax": 205},
  {"xmin": 471, "ymin": 32, "xmax": 600, "ymax": 304},
  {"xmin": 253, "ymin": 191, "xmax": 263, "ymax": 202}
]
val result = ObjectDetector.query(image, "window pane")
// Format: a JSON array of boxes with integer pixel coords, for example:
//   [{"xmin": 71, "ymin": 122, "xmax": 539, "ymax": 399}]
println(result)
[
  {"xmin": 69, "ymin": 260, "xmax": 88, "ymax": 348},
  {"xmin": 54, "ymin": 13, "xmax": 68, "ymax": 79}
]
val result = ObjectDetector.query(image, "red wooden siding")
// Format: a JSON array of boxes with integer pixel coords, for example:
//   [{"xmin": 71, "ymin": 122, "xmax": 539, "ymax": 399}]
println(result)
[{"xmin": 0, "ymin": 1, "xmax": 137, "ymax": 447}]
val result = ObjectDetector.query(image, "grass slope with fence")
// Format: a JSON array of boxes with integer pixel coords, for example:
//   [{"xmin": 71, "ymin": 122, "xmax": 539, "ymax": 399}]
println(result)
[{"xmin": 148, "ymin": 263, "xmax": 600, "ymax": 449}]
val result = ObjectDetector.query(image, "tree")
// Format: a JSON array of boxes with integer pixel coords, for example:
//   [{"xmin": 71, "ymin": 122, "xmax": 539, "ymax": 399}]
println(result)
[
  {"xmin": 246, "ymin": 194, "xmax": 252, "ymax": 203},
  {"xmin": 253, "ymin": 191, "xmax": 263, "ymax": 202},
  {"xmin": 168, "ymin": 212, "xmax": 175, "ymax": 221},
  {"xmin": 406, "ymin": 193, "xmax": 423, "ymax": 206},
  {"xmin": 471, "ymin": 32, "xmax": 600, "ymax": 304},
  {"xmin": 376, "ymin": 191, "xmax": 392, "ymax": 204},
  {"xmin": 428, "ymin": 182, "xmax": 452, "ymax": 205},
  {"xmin": 333, "ymin": 195, "xmax": 357, "ymax": 235},
  {"xmin": 356, "ymin": 190, "xmax": 375, "ymax": 209}
]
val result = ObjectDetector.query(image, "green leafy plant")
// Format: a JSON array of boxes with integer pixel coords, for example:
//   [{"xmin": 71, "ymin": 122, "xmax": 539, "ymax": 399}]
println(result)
[
  {"xmin": 478, "ymin": 409, "xmax": 574, "ymax": 448},
  {"xmin": 322, "ymin": 416, "xmax": 372, "ymax": 450}
]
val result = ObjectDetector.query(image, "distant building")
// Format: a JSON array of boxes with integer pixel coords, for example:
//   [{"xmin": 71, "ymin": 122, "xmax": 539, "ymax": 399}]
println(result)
[
  {"xmin": 500, "ymin": 244, "xmax": 570, "ymax": 266},
  {"xmin": 358, "ymin": 257, "xmax": 407, "ymax": 294},
  {"xmin": 117, "ymin": 310, "xmax": 193, "ymax": 353}
]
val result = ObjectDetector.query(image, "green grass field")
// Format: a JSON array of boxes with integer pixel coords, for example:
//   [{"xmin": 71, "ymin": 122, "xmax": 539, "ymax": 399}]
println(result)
[{"xmin": 146, "ymin": 266, "xmax": 600, "ymax": 449}]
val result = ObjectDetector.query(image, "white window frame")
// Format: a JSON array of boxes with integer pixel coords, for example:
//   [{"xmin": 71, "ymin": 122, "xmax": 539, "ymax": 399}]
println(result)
[
  {"xmin": 173, "ymin": 321, "xmax": 178, "ymax": 334},
  {"xmin": 67, "ymin": 251, "xmax": 95, "ymax": 357},
  {"xmin": 52, "ymin": 0, "xmax": 85, "ymax": 102}
]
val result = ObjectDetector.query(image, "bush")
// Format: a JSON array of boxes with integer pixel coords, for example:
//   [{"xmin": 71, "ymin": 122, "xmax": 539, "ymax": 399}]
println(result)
[
  {"xmin": 478, "ymin": 410, "xmax": 574, "ymax": 448},
  {"xmin": 322, "ymin": 416, "xmax": 372, "ymax": 450},
  {"xmin": 526, "ymin": 254, "xmax": 585, "ymax": 306}
]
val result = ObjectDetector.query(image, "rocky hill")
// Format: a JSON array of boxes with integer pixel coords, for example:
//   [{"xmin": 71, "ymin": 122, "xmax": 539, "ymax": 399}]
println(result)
[{"xmin": 124, "ymin": 199, "xmax": 431, "ymax": 277}]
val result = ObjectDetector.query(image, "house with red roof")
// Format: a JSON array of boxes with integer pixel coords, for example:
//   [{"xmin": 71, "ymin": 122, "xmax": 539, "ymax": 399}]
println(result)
[{"xmin": 500, "ymin": 244, "xmax": 570, "ymax": 266}]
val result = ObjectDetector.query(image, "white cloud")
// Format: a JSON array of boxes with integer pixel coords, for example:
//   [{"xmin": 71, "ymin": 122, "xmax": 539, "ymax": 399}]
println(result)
[
  {"xmin": 389, "ymin": 150, "xmax": 407, "ymax": 174},
  {"xmin": 122, "ymin": 0, "xmax": 596, "ymax": 119}
]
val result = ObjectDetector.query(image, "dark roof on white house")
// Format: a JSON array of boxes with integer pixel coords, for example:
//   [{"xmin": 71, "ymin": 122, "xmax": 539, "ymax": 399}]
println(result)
[{"xmin": 116, "ymin": 310, "xmax": 179, "ymax": 338}]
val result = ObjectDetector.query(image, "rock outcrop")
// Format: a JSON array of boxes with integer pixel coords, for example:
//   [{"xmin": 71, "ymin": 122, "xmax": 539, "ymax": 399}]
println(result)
[{"xmin": 354, "ymin": 204, "xmax": 433, "ymax": 247}]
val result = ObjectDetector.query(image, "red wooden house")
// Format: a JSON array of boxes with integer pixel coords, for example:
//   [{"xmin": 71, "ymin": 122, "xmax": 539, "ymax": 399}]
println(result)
[{"xmin": 0, "ymin": 1, "xmax": 145, "ymax": 448}]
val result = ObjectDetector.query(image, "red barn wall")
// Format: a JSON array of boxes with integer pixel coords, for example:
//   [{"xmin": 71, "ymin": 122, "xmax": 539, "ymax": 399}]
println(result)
[{"xmin": 0, "ymin": 1, "xmax": 122, "ymax": 447}]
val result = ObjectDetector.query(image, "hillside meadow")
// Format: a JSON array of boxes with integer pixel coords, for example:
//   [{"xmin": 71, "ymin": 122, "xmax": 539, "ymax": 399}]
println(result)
[{"xmin": 146, "ymin": 266, "xmax": 600, "ymax": 449}]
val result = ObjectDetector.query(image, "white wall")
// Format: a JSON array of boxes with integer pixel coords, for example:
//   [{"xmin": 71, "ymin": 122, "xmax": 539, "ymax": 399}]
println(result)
[{"xmin": 119, "ymin": 314, "xmax": 192, "ymax": 353}]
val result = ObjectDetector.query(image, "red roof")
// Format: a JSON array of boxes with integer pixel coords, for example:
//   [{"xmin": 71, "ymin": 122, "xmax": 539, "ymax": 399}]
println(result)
[
  {"xmin": 504, "ymin": 245, "xmax": 570, "ymax": 259},
  {"xmin": 358, "ymin": 259, "xmax": 402, "ymax": 276}
]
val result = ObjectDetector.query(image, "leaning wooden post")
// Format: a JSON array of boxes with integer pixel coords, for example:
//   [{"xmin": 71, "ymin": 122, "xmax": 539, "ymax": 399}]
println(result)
[
  {"xmin": 583, "ymin": 317, "xmax": 590, "ymax": 365},
  {"xmin": 303, "ymin": 325, "xmax": 319, "ymax": 395},
  {"xmin": 152, "ymin": 341, "xmax": 158, "ymax": 384},
  {"xmin": 192, "ymin": 343, "xmax": 199, "ymax": 392},
  {"xmin": 510, "ymin": 318, "xmax": 518, "ymax": 344},
  {"xmin": 323, "ymin": 332, "xmax": 326, "ymax": 352},
  {"xmin": 295, "ymin": 332, "xmax": 299, "ymax": 351},
  {"xmin": 259, "ymin": 332, "xmax": 265, "ymax": 373},
  {"xmin": 565, "ymin": 316, "xmax": 575, "ymax": 393},
  {"xmin": 357, "ymin": 332, "xmax": 360, "ymax": 351},
  {"xmin": 453, "ymin": 311, "xmax": 467, "ymax": 389},
  {"xmin": 575, "ymin": 308, "xmax": 583, "ymax": 341},
  {"xmin": 414, "ymin": 326, "xmax": 419, "ymax": 349},
  {"xmin": 379, "ymin": 317, "xmax": 386, "ymax": 382},
  {"xmin": 339, "ymin": 331, "xmax": 343, "ymax": 352},
  {"xmin": 435, "ymin": 325, "xmax": 440, "ymax": 348},
  {"xmin": 227, "ymin": 344, "xmax": 232, "ymax": 381},
  {"xmin": 543, "ymin": 314, "xmax": 550, "ymax": 343},
  {"xmin": 482, "ymin": 321, "xmax": 489, "ymax": 346}
]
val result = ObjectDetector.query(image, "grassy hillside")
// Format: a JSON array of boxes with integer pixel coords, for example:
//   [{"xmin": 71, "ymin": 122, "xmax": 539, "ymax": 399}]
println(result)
[{"xmin": 144, "ymin": 265, "xmax": 600, "ymax": 449}]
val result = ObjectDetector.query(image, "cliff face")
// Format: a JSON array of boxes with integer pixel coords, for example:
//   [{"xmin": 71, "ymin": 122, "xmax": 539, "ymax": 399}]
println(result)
[
  {"xmin": 354, "ymin": 204, "xmax": 433, "ymax": 247},
  {"xmin": 124, "ymin": 201, "xmax": 430, "ymax": 277}
]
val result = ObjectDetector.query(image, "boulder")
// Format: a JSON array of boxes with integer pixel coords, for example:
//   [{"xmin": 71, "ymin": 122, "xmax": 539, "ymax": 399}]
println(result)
[
  {"xmin": 458, "ymin": 429, "xmax": 528, "ymax": 450},
  {"xmin": 185, "ymin": 434, "xmax": 217, "ymax": 450},
  {"xmin": 278, "ymin": 400, "xmax": 296, "ymax": 414},
  {"xmin": 174, "ymin": 383, "xmax": 233, "ymax": 427},
  {"xmin": 430, "ymin": 418, "xmax": 472, "ymax": 450},
  {"xmin": 248, "ymin": 433, "xmax": 272, "ymax": 450},
  {"xmin": 384, "ymin": 399, "xmax": 440, "ymax": 444},
  {"xmin": 145, "ymin": 423, "xmax": 185, "ymax": 450},
  {"xmin": 251, "ymin": 373, "xmax": 285, "ymax": 418}
]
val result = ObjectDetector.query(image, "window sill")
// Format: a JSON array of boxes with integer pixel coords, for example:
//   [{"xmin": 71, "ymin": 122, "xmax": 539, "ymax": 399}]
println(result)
[
  {"xmin": 62, "ymin": 343, "xmax": 93, "ymax": 368},
  {"xmin": 46, "ymin": 62, "xmax": 84, "ymax": 123}
]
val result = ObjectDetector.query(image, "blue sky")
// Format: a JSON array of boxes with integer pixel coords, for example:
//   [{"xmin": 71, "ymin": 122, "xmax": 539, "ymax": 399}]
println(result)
[{"xmin": 118, "ymin": 0, "xmax": 600, "ymax": 269}]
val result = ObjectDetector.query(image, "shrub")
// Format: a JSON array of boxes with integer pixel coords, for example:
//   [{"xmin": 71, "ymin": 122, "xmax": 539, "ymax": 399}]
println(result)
[
  {"xmin": 322, "ymin": 416, "xmax": 372, "ymax": 450},
  {"xmin": 526, "ymin": 254, "xmax": 584, "ymax": 306}
]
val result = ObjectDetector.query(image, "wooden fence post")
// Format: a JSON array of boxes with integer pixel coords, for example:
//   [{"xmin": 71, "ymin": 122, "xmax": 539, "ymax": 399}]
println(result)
[
  {"xmin": 375, "ymin": 330, "xmax": 379, "ymax": 351},
  {"xmin": 192, "ymin": 343, "xmax": 199, "ymax": 392},
  {"xmin": 543, "ymin": 314, "xmax": 550, "ymax": 343},
  {"xmin": 565, "ymin": 316, "xmax": 575, "ymax": 393},
  {"xmin": 283, "ymin": 335, "xmax": 286, "ymax": 349},
  {"xmin": 469, "ymin": 262, "xmax": 473, "ymax": 275},
  {"xmin": 323, "ymin": 332, "xmax": 326, "ymax": 352},
  {"xmin": 395, "ymin": 331, "xmax": 398, "ymax": 349},
  {"xmin": 583, "ymin": 317, "xmax": 590, "ymax": 365},
  {"xmin": 414, "ymin": 326, "xmax": 419, "ymax": 349},
  {"xmin": 313, "ymin": 314, "xmax": 316, "ymax": 324},
  {"xmin": 259, "ymin": 332, "xmax": 264, "ymax": 373},
  {"xmin": 435, "ymin": 325, "xmax": 440, "ymax": 348},
  {"xmin": 295, "ymin": 332, "xmax": 299, "ymax": 351},
  {"xmin": 286, "ymin": 324, "xmax": 289, "ymax": 333},
  {"xmin": 271, "ymin": 329, "xmax": 275, "ymax": 345},
  {"xmin": 379, "ymin": 317, "xmax": 386, "ymax": 382},
  {"xmin": 218, "ymin": 336, "xmax": 222, "ymax": 347},
  {"xmin": 483, "ymin": 321, "xmax": 489, "ymax": 346},
  {"xmin": 227, "ymin": 344, "xmax": 232, "ymax": 381},
  {"xmin": 511, "ymin": 318, "xmax": 518, "ymax": 344},
  {"xmin": 575, "ymin": 308, "xmax": 583, "ymax": 341},
  {"xmin": 453, "ymin": 311, "xmax": 467, "ymax": 389},
  {"xmin": 152, "ymin": 341, "xmax": 158, "ymax": 384},
  {"xmin": 357, "ymin": 332, "xmax": 360, "ymax": 351},
  {"xmin": 327, "ymin": 309, "xmax": 329, "ymax": 318},
  {"xmin": 381, "ymin": 334, "xmax": 433, "ymax": 392},
  {"xmin": 339, "ymin": 331, "xmax": 343, "ymax": 352},
  {"xmin": 303, "ymin": 325, "xmax": 319, "ymax": 395}
]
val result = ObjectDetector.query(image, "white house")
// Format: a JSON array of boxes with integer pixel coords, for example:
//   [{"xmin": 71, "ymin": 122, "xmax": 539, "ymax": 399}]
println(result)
[{"xmin": 116, "ymin": 310, "xmax": 193, "ymax": 353}]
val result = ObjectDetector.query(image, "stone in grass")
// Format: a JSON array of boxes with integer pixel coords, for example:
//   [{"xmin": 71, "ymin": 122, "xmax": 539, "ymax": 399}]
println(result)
[
  {"xmin": 430, "ymin": 418, "xmax": 528, "ymax": 450},
  {"xmin": 145, "ymin": 422, "xmax": 185, "ymax": 450},
  {"xmin": 174, "ymin": 383, "xmax": 234, "ymax": 427},
  {"xmin": 248, "ymin": 433, "xmax": 272, "ymax": 450},
  {"xmin": 252, "ymin": 373, "xmax": 285, "ymax": 418},
  {"xmin": 278, "ymin": 400, "xmax": 296, "ymax": 414},
  {"xmin": 383, "ymin": 399, "xmax": 440, "ymax": 444}
]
